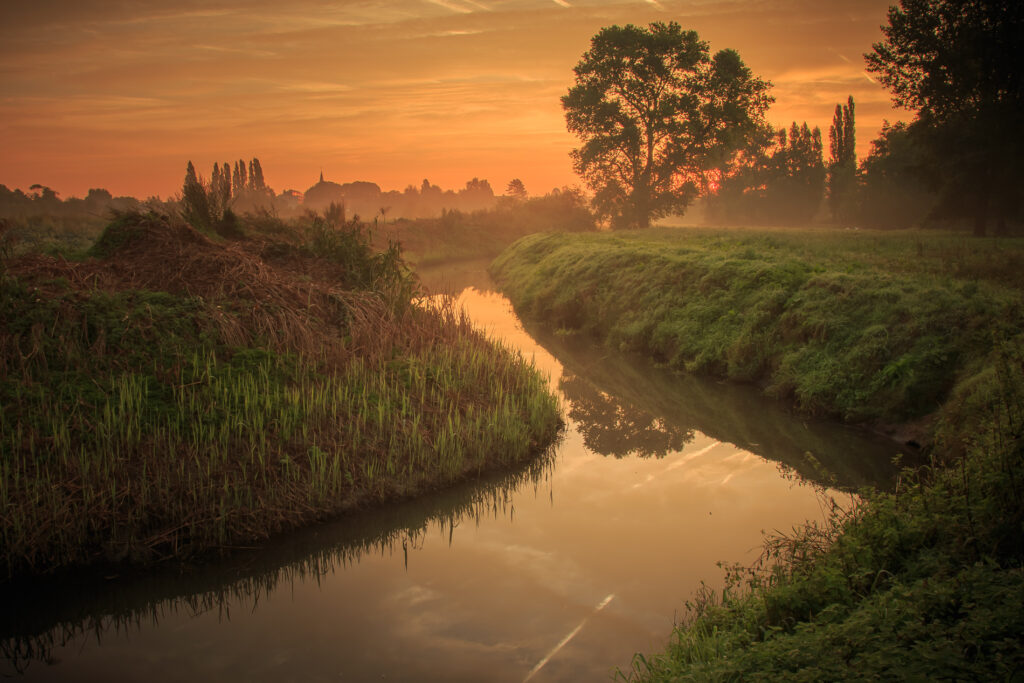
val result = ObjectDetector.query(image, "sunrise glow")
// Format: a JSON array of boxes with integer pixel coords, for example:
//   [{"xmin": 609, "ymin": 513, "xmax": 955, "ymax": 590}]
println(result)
[{"xmin": 1, "ymin": 1, "xmax": 898, "ymax": 200}]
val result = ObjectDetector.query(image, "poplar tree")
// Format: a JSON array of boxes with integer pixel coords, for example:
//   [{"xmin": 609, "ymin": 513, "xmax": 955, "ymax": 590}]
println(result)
[
  {"xmin": 220, "ymin": 162, "xmax": 232, "ymax": 206},
  {"xmin": 232, "ymin": 161, "xmax": 244, "ymax": 198},
  {"xmin": 249, "ymin": 158, "xmax": 266, "ymax": 192},
  {"xmin": 828, "ymin": 95, "xmax": 857, "ymax": 223},
  {"xmin": 182, "ymin": 160, "xmax": 211, "ymax": 230}
]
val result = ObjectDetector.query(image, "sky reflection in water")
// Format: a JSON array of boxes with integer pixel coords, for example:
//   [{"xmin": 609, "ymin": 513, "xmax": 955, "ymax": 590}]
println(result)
[{"xmin": 1, "ymin": 273, "xmax": 903, "ymax": 682}]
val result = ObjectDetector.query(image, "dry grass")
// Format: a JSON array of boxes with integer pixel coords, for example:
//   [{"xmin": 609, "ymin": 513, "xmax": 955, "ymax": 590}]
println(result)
[{"xmin": 0, "ymin": 211, "xmax": 562, "ymax": 578}]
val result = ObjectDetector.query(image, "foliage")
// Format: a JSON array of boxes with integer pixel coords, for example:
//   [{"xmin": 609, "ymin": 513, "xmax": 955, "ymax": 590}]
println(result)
[
  {"xmin": 181, "ymin": 158, "xmax": 274, "ymax": 233},
  {"xmin": 857, "ymin": 121, "xmax": 939, "ymax": 229},
  {"xmin": 0, "ymin": 211, "xmax": 562, "ymax": 577},
  {"xmin": 865, "ymin": 0, "xmax": 1024, "ymax": 235},
  {"xmin": 306, "ymin": 211, "xmax": 417, "ymax": 304},
  {"xmin": 828, "ymin": 96, "xmax": 858, "ymax": 224},
  {"xmin": 707, "ymin": 122, "xmax": 825, "ymax": 226},
  {"xmin": 562, "ymin": 22, "xmax": 773, "ymax": 229},
  {"xmin": 505, "ymin": 178, "xmax": 528, "ymax": 201}
]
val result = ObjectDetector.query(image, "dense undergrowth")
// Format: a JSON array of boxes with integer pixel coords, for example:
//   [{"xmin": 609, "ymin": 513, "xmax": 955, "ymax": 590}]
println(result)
[
  {"xmin": 491, "ymin": 226, "xmax": 1024, "ymax": 680},
  {"xmin": 0, "ymin": 210, "xmax": 561, "ymax": 579}
]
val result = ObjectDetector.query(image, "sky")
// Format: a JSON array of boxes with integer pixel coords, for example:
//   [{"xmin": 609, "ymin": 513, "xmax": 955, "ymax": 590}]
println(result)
[{"xmin": 0, "ymin": 0, "xmax": 901, "ymax": 200}]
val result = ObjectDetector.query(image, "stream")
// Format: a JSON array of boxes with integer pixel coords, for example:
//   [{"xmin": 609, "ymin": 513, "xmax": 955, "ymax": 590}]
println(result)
[{"xmin": 1, "ymin": 261, "xmax": 908, "ymax": 682}]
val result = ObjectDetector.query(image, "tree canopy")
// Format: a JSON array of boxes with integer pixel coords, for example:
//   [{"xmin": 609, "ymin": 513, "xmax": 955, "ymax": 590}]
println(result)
[
  {"xmin": 562, "ymin": 22, "xmax": 773, "ymax": 229},
  {"xmin": 708, "ymin": 121, "xmax": 825, "ymax": 226},
  {"xmin": 865, "ymin": 0, "xmax": 1023, "ymax": 234}
]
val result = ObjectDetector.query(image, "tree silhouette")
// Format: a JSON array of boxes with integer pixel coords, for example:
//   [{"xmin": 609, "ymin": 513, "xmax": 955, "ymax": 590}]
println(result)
[
  {"xmin": 182, "ymin": 161, "xmax": 211, "ymax": 229},
  {"xmin": 562, "ymin": 22, "xmax": 772, "ymax": 229},
  {"xmin": 249, "ymin": 158, "xmax": 266, "ymax": 192},
  {"xmin": 505, "ymin": 178, "xmax": 528, "ymax": 201},
  {"xmin": 828, "ymin": 96, "xmax": 857, "ymax": 223},
  {"xmin": 865, "ymin": 0, "xmax": 1023, "ymax": 235},
  {"xmin": 857, "ymin": 121, "xmax": 937, "ymax": 228},
  {"xmin": 708, "ymin": 121, "xmax": 825, "ymax": 225}
]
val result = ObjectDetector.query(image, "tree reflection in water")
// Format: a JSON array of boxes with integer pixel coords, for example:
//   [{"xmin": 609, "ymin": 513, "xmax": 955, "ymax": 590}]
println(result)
[
  {"xmin": 560, "ymin": 374, "xmax": 693, "ymax": 458},
  {"xmin": 0, "ymin": 452, "xmax": 556, "ymax": 676}
]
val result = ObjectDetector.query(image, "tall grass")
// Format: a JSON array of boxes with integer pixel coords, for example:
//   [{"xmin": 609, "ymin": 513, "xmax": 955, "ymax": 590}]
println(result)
[{"xmin": 0, "ymin": 212, "xmax": 561, "ymax": 578}]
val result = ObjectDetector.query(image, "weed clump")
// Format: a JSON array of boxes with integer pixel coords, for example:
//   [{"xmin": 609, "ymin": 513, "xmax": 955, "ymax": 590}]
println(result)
[{"xmin": 0, "ymin": 210, "xmax": 561, "ymax": 578}]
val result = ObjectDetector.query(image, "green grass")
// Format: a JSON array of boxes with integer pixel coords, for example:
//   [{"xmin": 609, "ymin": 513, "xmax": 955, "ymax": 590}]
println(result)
[
  {"xmin": 620, "ymin": 342, "xmax": 1024, "ymax": 680},
  {"xmin": 491, "ymin": 227, "xmax": 1024, "ymax": 424},
  {"xmin": 491, "ymin": 225, "xmax": 1024, "ymax": 680},
  {"xmin": 0, "ymin": 212, "xmax": 562, "ymax": 578}
]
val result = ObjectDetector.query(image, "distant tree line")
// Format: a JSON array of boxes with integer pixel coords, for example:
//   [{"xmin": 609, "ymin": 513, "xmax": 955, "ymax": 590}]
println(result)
[
  {"xmin": 0, "ymin": 185, "xmax": 144, "ymax": 217},
  {"xmin": 1, "ymin": 165, "xmax": 585, "ymax": 239}
]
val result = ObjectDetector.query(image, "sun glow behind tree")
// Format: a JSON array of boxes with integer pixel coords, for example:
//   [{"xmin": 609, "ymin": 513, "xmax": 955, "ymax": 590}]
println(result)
[{"xmin": 562, "ymin": 22, "xmax": 772, "ymax": 229}]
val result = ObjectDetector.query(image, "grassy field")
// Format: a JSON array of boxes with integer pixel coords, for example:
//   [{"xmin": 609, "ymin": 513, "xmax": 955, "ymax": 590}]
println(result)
[
  {"xmin": 491, "ymin": 226, "xmax": 1024, "ymax": 680},
  {"xmin": 0, "ymin": 210, "xmax": 562, "ymax": 579}
]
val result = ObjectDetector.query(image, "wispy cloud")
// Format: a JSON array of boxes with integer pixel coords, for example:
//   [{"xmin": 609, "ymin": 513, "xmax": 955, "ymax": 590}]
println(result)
[
  {"xmin": 423, "ymin": 0, "xmax": 474, "ymax": 13},
  {"xmin": 0, "ymin": 0, "xmax": 900, "ymax": 199}
]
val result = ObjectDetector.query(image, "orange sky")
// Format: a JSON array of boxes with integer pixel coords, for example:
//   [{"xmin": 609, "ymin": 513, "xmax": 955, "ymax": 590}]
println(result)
[{"xmin": 0, "ymin": 0, "xmax": 900, "ymax": 200}]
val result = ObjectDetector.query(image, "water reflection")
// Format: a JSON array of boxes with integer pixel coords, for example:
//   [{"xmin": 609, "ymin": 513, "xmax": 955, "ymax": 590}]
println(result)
[
  {"xmin": 561, "ymin": 373, "xmax": 695, "ymax": 459},
  {"xmin": 536, "ymin": 325, "xmax": 909, "ymax": 489},
  {"xmin": 0, "ymin": 454, "xmax": 555, "ymax": 677},
  {"xmin": 1, "ymin": 261, "xmax": 909, "ymax": 681}
]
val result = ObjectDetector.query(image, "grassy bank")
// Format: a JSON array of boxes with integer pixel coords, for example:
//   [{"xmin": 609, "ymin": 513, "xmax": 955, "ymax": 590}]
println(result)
[
  {"xmin": 491, "ymin": 226, "xmax": 1024, "ymax": 679},
  {"xmin": 0, "ymin": 211, "xmax": 561, "ymax": 579},
  {"xmin": 491, "ymin": 228, "xmax": 1023, "ymax": 427}
]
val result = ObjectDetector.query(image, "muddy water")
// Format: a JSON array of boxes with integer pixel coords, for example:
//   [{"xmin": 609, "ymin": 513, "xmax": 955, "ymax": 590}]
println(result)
[{"xmin": 1, "ymin": 263, "xmax": 907, "ymax": 682}]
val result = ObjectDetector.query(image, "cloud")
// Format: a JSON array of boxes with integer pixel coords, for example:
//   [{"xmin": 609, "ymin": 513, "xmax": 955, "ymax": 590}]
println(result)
[
  {"xmin": 423, "ymin": 0, "xmax": 475, "ymax": 13},
  {"xmin": 0, "ymin": 0, "xmax": 900, "ymax": 199}
]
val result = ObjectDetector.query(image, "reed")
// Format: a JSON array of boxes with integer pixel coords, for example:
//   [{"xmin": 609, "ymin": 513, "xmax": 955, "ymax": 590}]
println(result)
[{"xmin": 0, "ymin": 211, "xmax": 562, "ymax": 578}]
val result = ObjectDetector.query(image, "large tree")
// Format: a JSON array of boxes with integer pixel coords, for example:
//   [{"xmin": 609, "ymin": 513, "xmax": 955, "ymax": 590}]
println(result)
[
  {"xmin": 865, "ymin": 0, "xmax": 1023, "ymax": 235},
  {"xmin": 562, "ymin": 22, "xmax": 772, "ymax": 229}
]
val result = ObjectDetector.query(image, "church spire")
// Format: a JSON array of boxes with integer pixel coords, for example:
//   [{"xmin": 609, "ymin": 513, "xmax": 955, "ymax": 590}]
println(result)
[{"xmin": 319, "ymin": 169, "xmax": 324, "ymax": 183}]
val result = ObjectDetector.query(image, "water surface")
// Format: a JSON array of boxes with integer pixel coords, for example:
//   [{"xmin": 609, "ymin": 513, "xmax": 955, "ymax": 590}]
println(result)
[{"xmin": 1, "ymin": 263, "xmax": 906, "ymax": 681}]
